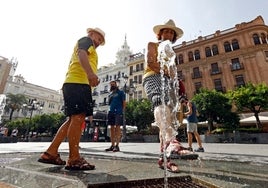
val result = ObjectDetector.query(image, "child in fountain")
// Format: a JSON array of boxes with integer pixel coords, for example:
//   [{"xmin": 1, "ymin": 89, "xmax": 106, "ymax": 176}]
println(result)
[{"xmin": 143, "ymin": 19, "xmax": 197, "ymax": 173}]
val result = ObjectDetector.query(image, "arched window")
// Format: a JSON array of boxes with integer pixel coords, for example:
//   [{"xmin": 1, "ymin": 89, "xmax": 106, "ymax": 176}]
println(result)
[
  {"xmin": 194, "ymin": 50, "xmax": 200, "ymax": 60},
  {"xmin": 212, "ymin": 45, "xmax": 219, "ymax": 55},
  {"xmin": 261, "ymin": 33, "xmax": 267, "ymax": 44},
  {"xmin": 232, "ymin": 39, "xmax": 240, "ymax": 50},
  {"xmin": 224, "ymin": 41, "xmax": 232, "ymax": 52},
  {"xmin": 205, "ymin": 47, "xmax": 212, "ymax": 57},
  {"xmin": 253, "ymin": 33, "xmax": 261, "ymax": 45},
  {"xmin": 178, "ymin": 54, "xmax": 184, "ymax": 64},
  {"xmin": 188, "ymin": 51, "xmax": 194, "ymax": 62}
]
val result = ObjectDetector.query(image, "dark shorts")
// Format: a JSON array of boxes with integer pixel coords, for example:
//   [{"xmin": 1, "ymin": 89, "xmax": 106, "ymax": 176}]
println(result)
[
  {"xmin": 107, "ymin": 111, "xmax": 123, "ymax": 126},
  {"xmin": 62, "ymin": 83, "xmax": 93, "ymax": 117}
]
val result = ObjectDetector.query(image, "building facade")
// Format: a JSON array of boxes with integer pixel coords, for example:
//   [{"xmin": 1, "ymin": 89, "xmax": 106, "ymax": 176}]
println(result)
[
  {"xmin": 0, "ymin": 56, "xmax": 18, "ymax": 94},
  {"xmin": 2, "ymin": 74, "xmax": 63, "ymax": 120},
  {"xmin": 92, "ymin": 36, "xmax": 133, "ymax": 112},
  {"xmin": 173, "ymin": 15, "xmax": 268, "ymax": 98}
]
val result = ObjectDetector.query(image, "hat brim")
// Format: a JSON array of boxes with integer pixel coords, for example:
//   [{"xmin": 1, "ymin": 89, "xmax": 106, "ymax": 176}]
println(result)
[
  {"xmin": 153, "ymin": 25, "xmax": 183, "ymax": 39},
  {"xmin": 87, "ymin": 28, "xmax": 105, "ymax": 45}
]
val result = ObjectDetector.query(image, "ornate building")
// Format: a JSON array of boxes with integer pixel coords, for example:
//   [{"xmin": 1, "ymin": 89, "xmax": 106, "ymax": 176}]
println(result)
[
  {"xmin": 93, "ymin": 36, "xmax": 133, "ymax": 112},
  {"xmin": 174, "ymin": 15, "xmax": 268, "ymax": 98}
]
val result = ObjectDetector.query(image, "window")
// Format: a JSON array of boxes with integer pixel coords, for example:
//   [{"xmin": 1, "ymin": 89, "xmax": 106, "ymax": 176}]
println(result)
[
  {"xmin": 188, "ymin": 51, "xmax": 194, "ymax": 62},
  {"xmin": 211, "ymin": 63, "xmax": 220, "ymax": 74},
  {"xmin": 205, "ymin": 47, "xmax": 212, "ymax": 57},
  {"xmin": 130, "ymin": 66, "xmax": 133, "ymax": 75},
  {"xmin": 253, "ymin": 33, "xmax": 261, "ymax": 45},
  {"xmin": 214, "ymin": 79, "xmax": 224, "ymax": 92},
  {"xmin": 178, "ymin": 54, "xmax": 184, "ymax": 64},
  {"xmin": 140, "ymin": 63, "xmax": 144, "ymax": 70},
  {"xmin": 136, "ymin": 64, "xmax": 140, "ymax": 71},
  {"xmin": 265, "ymin": 51, "xmax": 268, "ymax": 58},
  {"xmin": 138, "ymin": 75, "xmax": 142, "ymax": 84},
  {"xmin": 261, "ymin": 33, "xmax": 267, "ymax": 44},
  {"xmin": 232, "ymin": 39, "xmax": 240, "ymax": 50},
  {"xmin": 231, "ymin": 58, "xmax": 242, "ymax": 71},
  {"xmin": 235, "ymin": 75, "xmax": 245, "ymax": 87},
  {"xmin": 194, "ymin": 82, "xmax": 202, "ymax": 93},
  {"xmin": 224, "ymin": 41, "xmax": 232, "ymax": 52},
  {"xmin": 192, "ymin": 67, "xmax": 201, "ymax": 78},
  {"xmin": 212, "ymin": 45, "xmax": 219, "ymax": 55},
  {"xmin": 194, "ymin": 50, "xmax": 200, "ymax": 60}
]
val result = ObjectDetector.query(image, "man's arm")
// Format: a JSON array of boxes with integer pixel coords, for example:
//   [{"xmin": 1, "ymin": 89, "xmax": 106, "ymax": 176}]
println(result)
[{"xmin": 77, "ymin": 49, "xmax": 99, "ymax": 87}]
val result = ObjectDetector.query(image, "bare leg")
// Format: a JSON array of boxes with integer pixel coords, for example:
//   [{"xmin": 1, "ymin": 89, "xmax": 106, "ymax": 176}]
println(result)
[
  {"xmin": 187, "ymin": 132, "xmax": 193, "ymax": 148},
  {"xmin": 194, "ymin": 132, "xmax": 203, "ymax": 148},
  {"xmin": 46, "ymin": 117, "xmax": 70, "ymax": 155},
  {"xmin": 115, "ymin": 125, "xmax": 121, "ymax": 146},
  {"xmin": 110, "ymin": 125, "xmax": 115, "ymax": 146},
  {"xmin": 68, "ymin": 114, "xmax": 85, "ymax": 161}
]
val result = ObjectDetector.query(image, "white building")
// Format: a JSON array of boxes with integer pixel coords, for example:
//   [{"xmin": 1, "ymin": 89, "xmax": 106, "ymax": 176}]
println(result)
[{"xmin": 93, "ymin": 36, "xmax": 133, "ymax": 112}]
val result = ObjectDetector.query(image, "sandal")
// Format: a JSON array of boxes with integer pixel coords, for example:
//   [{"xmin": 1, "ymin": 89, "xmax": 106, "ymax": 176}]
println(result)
[
  {"xmin": 158, "ymin": 157, "xmax": 164, "ymax": 169},
  {"xmin": 167, "ymin": 162, "xmax": 179, "ymax": 173},
  {"xmin": 65, "ymin": 157, "xmax": 95, "ymax": 171},
  {"xmin": 38, "ymin": 152, "xmax": 66, "ymax": 165}
]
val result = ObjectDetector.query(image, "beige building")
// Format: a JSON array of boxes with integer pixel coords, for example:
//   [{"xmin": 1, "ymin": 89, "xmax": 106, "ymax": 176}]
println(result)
[
  {"xmin": 0, "ymin": 56, "xmax": 63, "ymax": 121},
  {"xmin": 173, "ymin": 15, "xmax": 268, "ymax": 98},
  {"xmin": 0, "ymin": 56, "xmax": 17, "ymax": 94},
  {"xmin": 2, "ymin": 75, "xmax": 63, "ymax": 120}
]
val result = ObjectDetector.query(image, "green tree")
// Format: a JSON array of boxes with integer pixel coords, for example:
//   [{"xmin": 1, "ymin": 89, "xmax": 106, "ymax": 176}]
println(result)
[
  {"xmin": 126, "ymin": 98, "xmax": 154, "ymax": 132},
  {"xmin": 5, "ymin": 93, "xmax": 27, "ymax": 120},
  {"xmin": 6, "ymin": 113, "xmax": 65, "ymax": 138},
  {"xmin": 193, "ymin": 89, "xmax": 238, "ymax": 132},
  {"xmin": 228, "ymin": 82, "xmax": 268, "ymax": 129}
]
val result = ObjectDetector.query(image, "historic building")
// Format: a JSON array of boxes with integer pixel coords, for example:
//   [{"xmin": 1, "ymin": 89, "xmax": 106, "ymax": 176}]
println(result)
[
  {"xmin": 0, "ymin": 56, "xmax": 17, "ymax": 94},
  {"xmin": 2, "ymin": 74, "xmax": 63, "ymax": 120},
  {"xmin": 93, "ymin": 37, "xmax": 146, "ymax": 112},
  {"xmin": 0, "ymin": 55, "xmax": 63, "ymax": 121},
  {"xmin": 173, "ymin": 15, "xmax": 268, "ymax": 98},
  {"xmin": 92, "ymin": 36, "xmax": 133, "ymax": 112}
]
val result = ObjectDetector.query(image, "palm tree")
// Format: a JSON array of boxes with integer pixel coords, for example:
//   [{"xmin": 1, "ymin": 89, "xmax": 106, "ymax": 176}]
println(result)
[{"xmin": 4, "ymin": 93, "xmax": 27, "ymax": 120}]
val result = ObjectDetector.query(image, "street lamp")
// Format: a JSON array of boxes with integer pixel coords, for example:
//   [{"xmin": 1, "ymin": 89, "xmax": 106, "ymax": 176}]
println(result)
[
  {"xmin": 122, "ymin": 75, "xmax": 128, "ymax": 143},
  {"xmin": 23, "ymin": 98, "xmax": 43, "ymax": 141}
]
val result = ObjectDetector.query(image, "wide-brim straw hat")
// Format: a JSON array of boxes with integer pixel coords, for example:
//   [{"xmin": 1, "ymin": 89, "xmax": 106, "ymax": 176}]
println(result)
[
  {"xmin": 87, "ymin": 27, "xmax": 105, "ymax": 45},
  {"xmin": 153, "ymin": 19, "xmax": 183, "ymax": 39}
]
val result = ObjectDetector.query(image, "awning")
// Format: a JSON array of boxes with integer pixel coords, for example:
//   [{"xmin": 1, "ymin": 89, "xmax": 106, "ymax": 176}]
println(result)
[{"xmin": 240, "ymin": 115, "xmax": 268, "ymax": 124}]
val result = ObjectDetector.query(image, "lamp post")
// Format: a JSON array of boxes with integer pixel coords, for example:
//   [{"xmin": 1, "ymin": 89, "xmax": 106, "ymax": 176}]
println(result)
[
  {"xmin": 122, "ymin": 75, "xmax": 128, "ymax": 143},
  {"xmin": 23, "ymin": 99, "xmax": 43, "ymax": 141}
]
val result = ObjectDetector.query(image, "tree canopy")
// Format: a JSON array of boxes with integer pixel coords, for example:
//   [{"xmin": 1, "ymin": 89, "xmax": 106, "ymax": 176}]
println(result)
[{"xmin": 228, "ymin": 82, "xmax": 268, "ymax": 129}]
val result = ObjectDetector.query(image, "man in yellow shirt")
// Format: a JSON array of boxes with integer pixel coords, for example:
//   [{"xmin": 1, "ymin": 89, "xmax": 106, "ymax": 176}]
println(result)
[{"xmin": 38, "ymin": 27, "xmax": 105, "ymax": 171}]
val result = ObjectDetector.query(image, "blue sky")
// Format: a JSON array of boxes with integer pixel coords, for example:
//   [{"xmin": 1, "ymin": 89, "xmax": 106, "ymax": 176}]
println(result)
[{"xmin": 0, "ymin": 0, "xmax": 267, "ymax": 90}]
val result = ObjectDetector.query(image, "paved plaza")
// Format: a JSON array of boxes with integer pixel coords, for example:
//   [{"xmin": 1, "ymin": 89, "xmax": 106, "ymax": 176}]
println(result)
[{"xmin": 0, "ymin": 142, "xmax": 268, "ymax": 187}]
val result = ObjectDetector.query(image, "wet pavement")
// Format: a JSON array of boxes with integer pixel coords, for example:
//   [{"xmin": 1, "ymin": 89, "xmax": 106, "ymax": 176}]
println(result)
[{"xmin": 0, "ymin": 142, "xmax": 268, "ymax": 188}]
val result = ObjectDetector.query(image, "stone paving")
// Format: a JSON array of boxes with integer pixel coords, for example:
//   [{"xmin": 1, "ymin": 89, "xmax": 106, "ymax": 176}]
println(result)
[{"xmin": 0, "ymin": 142, "xmax": 268, "ymax": 188}]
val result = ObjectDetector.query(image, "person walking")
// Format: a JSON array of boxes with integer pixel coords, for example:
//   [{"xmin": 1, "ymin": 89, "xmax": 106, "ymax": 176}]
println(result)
[
  {"xmin": 38, "ymin": 27, "xmax": 105, "ymax": 171},
  {"xmin": 179, "ymin": 96, "xmax": 204, "ymax": 152},
  {"xmin": 143, "ymin": 19, "xmax": 190, "ymax": 173},
  {"xmin": 105, "ymin": 81, "xmax": 126, "ymax": 152}
]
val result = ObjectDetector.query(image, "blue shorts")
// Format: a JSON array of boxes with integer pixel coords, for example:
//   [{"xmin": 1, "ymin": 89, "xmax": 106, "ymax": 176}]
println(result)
[
  {"xmin": 108, "ymin": 111, "xmax": 123, "ymax": 126},
  {"xmin": 62, "ymin": 83, "xmax": 93, "ymax": 117}
]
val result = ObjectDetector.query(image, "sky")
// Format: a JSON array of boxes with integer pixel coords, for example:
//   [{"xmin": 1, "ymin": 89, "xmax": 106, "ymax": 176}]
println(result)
[{"xmin": 0, "ymin": 0, "xmax": 268, "ymax": 91}]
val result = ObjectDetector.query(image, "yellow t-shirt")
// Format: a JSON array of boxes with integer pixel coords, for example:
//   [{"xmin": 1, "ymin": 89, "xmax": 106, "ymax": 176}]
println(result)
[{"xmin": 64, "ymin": 37, "xmax": 98, "ymax": 84}]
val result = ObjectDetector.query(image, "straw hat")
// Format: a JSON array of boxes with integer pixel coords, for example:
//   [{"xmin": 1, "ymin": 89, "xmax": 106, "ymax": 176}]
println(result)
[
  {"xmin": 153, "ymin": 19, "xmax": 183, "ymax": 39},
  {"xmin": 87, "ymin": 27, "xmax": 105, "ymax": 45}
]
